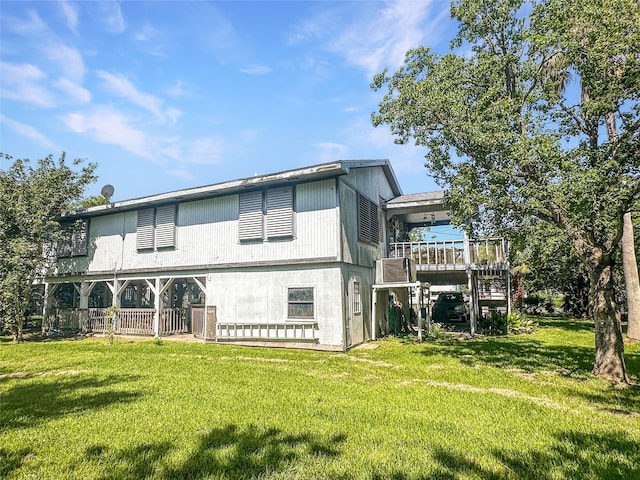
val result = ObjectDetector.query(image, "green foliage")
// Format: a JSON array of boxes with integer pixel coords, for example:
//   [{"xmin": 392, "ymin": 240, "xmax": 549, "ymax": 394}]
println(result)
[
  {"xmin": 507, "ymin": 312, "xmax": 538, "ymax": 334},
  {"xmin": 74, "ymin": 195, "xmax": 108, "ymax": 209},
  {"xmin": 104, "ymin": 306, "xmax": 119, "ymax": 345},
  {"xmin": 478, "ymin": 311, "xmax": 508, "ymax": 335},
  {"xmin": 1, "ymin": 319, "xmax": 638, "ymax": 478},
  {"xmin": 0, "ymin": 153, "xmax": 96, "ymax": 342},
  {"xmin": 372, "ymin": 0, "xmax": 640, "ymax": 382}
]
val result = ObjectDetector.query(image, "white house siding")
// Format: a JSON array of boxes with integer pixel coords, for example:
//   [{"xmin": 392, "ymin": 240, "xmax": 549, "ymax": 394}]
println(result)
[
  {"xmin": 57, "ymin": 179, "xmax": 340, "ymax": 275},
  {"xmin": 207, "ymin": 264, "xmax": 344, "ymax": 347}
]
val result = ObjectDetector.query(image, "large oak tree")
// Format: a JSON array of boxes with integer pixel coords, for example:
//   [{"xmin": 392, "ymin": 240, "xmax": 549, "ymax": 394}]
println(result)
[{"xmin": 372, "ymin": 0, "xmax": 639, "ymax": 382}]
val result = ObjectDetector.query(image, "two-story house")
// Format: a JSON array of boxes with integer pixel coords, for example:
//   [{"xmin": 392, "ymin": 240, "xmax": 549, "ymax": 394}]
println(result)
[{"xmin": 45, "ymin": 160, "xmax": 402, "ymax": 351}]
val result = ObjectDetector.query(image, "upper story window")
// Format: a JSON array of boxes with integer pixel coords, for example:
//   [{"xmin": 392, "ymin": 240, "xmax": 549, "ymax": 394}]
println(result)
[
  {"xmin": 136, "ymin": 205, "xmax": 176, "ymax": 251},
  {"xmin": 57, "ymin": 219, "xmax": 88, "ymax": 258},
  {"xmin": 357, "ymin": 192, "xmax": 380, "ymax": 245},
  {"xmin": 239, "ymin": 186, "xmax": 293, "ymax": 242}
]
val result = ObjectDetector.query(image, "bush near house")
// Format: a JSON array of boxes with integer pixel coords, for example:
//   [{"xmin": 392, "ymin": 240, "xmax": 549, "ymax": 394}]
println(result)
[{"xmin": 1, "ymin": 316, "xmax": 639, "ymax": 479}]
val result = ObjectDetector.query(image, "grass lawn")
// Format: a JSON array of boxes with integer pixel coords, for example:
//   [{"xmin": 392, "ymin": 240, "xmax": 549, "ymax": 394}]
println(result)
[{"xmin": 1, "ymin": 316, "xmax": 639, "ymax": 479}]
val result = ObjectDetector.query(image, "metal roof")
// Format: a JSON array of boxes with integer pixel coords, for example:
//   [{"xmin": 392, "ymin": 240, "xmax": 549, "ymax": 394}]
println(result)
[{"xmin": 62, "ymin": 159, "xmax": 402, "ymax": 219}]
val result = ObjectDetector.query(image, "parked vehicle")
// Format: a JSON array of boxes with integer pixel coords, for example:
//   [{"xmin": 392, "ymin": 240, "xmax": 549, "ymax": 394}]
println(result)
[{"xmin": 432, "ymin": 292, "xmax": 468, "ymax": 324}]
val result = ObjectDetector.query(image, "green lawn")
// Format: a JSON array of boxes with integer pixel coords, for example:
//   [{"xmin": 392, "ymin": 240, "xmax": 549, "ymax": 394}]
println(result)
[{"xmin": 1, "ymin": 317, "xmax": 639, "ymax": 479}]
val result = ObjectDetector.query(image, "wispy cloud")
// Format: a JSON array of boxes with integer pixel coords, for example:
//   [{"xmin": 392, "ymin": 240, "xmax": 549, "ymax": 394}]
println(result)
[
  {"xmin": 291, "ymin": 0, "xmax": 449, "ymax": 77},
  {"xmin": 240, "ymin": 65, "xmax": 272, "ymax": 75},
  {"xmin": 165, "ymin": 168, "xmax": 194, "ymax": 181},
  {"xmin": 42, "ymin": 43, "xmax": 86, "ymax": 83},
  {"xmin": 60, "ymin": 107, "xmax": 151, "ymax": 160},
  {"xmin": 312, "ymin": 142, "xmax": 349, "ymax": 163},
  {"xmin": 59, "ymin": 0, "xmax": 79, "ymax": 33},
  {"xmin": 54, "ymin": 77, "xmax": 91, "ymax": 104},
  {"xmin": 96, "ymin": 71, "xmax": 180, "ymax": 123},
  {"xmin": 0, "ymin": 62, "xmax": 56, "ymax": 108},
  {"xmin": 99, "ymin": 1, "xmax": 125, "ymax": 34},
  {"xmin": 0, "ymin": 114, "xmax": 58, "ymax": 149}
]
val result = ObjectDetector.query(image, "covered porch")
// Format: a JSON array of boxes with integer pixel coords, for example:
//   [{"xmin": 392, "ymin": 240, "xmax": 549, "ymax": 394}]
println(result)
[
  {"xmin": 382, "ymin": 191, "xmax": 511, "ymax": 336},
  {"xmin": 43, "ymin": 275, "xmax": 211, "ymax": 338}
]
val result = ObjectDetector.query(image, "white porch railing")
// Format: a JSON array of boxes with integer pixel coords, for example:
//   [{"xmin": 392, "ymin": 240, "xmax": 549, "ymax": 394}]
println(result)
[
  {"xmin": 116, "ymin": 309, "xmax": 154, "ymax": 335},
  {"xmin": 159, "ymin": 308, "xmax": 187, "ymax": 335},
  {"xmin": 389, "ymin": 238, "xmax": 508, "ymax": 270},
  {"xmin": 217, "ymin": 322, "xmax": 318, "ymax": 342}
]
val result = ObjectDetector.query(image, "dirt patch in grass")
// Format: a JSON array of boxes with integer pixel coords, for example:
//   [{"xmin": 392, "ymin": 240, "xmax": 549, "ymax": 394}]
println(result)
[{"xmin": 0, "ymin": 369, "xmax": 88, "ymax": 380}]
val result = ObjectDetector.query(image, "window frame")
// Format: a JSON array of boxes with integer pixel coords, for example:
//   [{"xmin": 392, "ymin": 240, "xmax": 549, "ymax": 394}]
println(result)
[
  {"xmin": 57, "ymin": 219, "xmax": 89, "ymax": 258},
  {"xmin": 287, "ymin": 287, "xmax": 315, "ymax": 319}
]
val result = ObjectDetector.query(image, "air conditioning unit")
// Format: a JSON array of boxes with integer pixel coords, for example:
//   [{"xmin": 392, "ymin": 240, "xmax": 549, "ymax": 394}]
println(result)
[{"xmin": 376, "ymin": 258, "xmax": 417, "ymax": 284}]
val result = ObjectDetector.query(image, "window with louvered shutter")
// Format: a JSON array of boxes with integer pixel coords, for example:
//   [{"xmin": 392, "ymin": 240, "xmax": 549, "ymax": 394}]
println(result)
[
  {"xmin": 136, "ymin": 208, "xmax": 155, "ymax": 250},
  {"xmin": 238, "ymin": 191, "xmax": 264, "ymax": 241},
  {"xmin": 57, "ymin": 219, "xmax": 88, "ymax": 257},
  {"xmin": 155, "ymin": 205, "xmax": 176, "ymax": 248},
  {"xmin": 266, "ymin": 187, "xmax": 293, "ymax": 238},
  {"xmin": 357, "ymin": 192, "xmax": 379, "ymax": 245}
]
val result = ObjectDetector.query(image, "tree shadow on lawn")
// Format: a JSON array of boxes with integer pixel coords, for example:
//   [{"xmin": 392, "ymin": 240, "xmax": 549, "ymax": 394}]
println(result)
[
  {"xmin": 81, "ymin": 424, "xmax": 347, "ymax": 480},
  {"xmin": 431, "ymin": 429, "xmax": 640, "ymax": 480},
  {"xmin": 532, "ymin": 316, "xmax": 594, "ymax": 333},
  {"xmin": 421, "ymin": 336, "xmax": 595, "ymax": 377},
  {"xmin": 0, "ymin": 373, "xmax": 142, "ymax": 431},
  {"xmin": 420, "ymin": 336, "xmax": 640, "ymax": 414}
]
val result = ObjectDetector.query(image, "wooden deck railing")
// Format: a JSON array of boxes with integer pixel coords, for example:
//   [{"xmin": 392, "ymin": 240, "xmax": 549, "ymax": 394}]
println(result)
[
  {"xmin": 47, "ymin": 307, "xmax": 187, "ymax": 336},
  {"xmin": 389, "ymin": 238, "xmax": 508, "ymax": 270},
  {"xmin": 217, "ymin": 322, "xmax": 318, "ymax": 342}
]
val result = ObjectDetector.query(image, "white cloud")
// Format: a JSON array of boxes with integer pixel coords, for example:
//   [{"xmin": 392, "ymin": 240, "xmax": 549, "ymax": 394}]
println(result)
[
  {"xmin": 8, "ymin": 9, "xmax": 47, "ymax": 35},
  {"xmin": 312, "ymin": 142, "xmax": 349, "ymax": 163},
  {"xmin": 60, "ymin": 107, "xmax": 152, "ymax": 160},
  {"xmin": 42, "ymin": 43, "xmax": 86, "ymax": 83},
  {"xmin": 134, "ymin": 22, "xmax": 157, "ymax": 42},
  {"xmin": 291, "ymin": 0, "xmax": 450, "ymax": 77},
  {"xmin": 0, "ymin": 114, "xmax": 57, "ymax": 149},
  {"xmin": 240, "ymin": 65, "xmax": 272, "ymax": 75},
  {"xmin": 184, "ymin": 138, "xmax": 223, "ymax": 165},
  {"xmin": 100, "ymin": 1, "xmax": 125, "ymax": 34},
  {"xmin": 166, "ymin": 168, "xmax": 194, "ymax": 181},
  {"xmin": 54, "ymin": 77, "xmax": 91, "ymax": 104},
  {"xmin": 59, "ymin": 1, "xmax": 79, "ymax": 32},
  {"xmin": 96, "ymin": 71, "xmax": 173, "ymax": 121},
  {"xmin": 0, "ymin": 62, "xmax": 56, "ymax": 108}
]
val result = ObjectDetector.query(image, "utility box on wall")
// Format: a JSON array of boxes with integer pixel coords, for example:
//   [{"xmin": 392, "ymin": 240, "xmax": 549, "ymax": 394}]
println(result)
[{"xmin": 376, "ymin": 258, "xmax": 417, "ymax": 284}]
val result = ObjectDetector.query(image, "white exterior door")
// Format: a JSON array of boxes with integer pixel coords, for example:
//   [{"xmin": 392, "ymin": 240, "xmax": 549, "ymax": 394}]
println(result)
[{"xmin": 348, "ymin": 274, "xmax": 364, "ymax": 347}]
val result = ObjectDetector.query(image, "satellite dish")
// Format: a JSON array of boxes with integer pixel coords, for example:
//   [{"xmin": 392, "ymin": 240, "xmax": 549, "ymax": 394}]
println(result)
[{"xmin": 100, "ymin": 184, "xmax": 115, "ymax": 201}]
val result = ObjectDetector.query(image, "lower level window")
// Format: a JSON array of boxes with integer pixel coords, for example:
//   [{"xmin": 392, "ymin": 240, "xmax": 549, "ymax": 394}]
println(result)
[{"xmin": 288, "ymin": 287, "xmax": 314, "ymax": 318}]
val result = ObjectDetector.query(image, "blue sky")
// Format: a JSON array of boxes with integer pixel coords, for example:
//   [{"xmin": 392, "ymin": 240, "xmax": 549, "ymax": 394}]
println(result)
[{"xmin": 0, "ymin": 0, "xmax": 456, "ymax": 202}]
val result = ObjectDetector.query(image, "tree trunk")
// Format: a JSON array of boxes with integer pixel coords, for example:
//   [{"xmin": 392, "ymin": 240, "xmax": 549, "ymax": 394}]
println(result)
[
  {"xmin": 590, "ymin": 259, "xmax": 629, "ymax": 383},
  {"xmin": 622, "ymin": 212, "xmax": 640, "ymax": 341}
]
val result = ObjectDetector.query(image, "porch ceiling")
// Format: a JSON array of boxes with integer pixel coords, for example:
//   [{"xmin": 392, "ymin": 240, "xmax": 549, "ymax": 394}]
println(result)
[{"xmin": 384, "ymin": 191, "xmax": 452, "ymax": 227}]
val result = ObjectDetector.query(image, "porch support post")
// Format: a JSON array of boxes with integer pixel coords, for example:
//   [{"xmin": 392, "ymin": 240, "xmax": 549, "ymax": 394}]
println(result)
[
  {"xmin": 416, "ymin": 283, "xmax": 423, "ymax": 342},
  {"xmin": 506, "ymin": 268, "xmax": 512, "ymax": 315},
  {"xmin": 371, "ymin": 287, "xmax": 378, "ymax": 340},
  {"xmin": 79, "ymin": 281, "xmax": 90, "ymax": 333},
  {"xmin": 468, "ymin": 269, "xmax": 477, "ymax": 336},
  {"xmin": 42, "ymin": 282, "xmax": 57, "ymax": 333},
  {"xmin": 153, "ymin": 278, "xmax": 161, "ymax": 337}
]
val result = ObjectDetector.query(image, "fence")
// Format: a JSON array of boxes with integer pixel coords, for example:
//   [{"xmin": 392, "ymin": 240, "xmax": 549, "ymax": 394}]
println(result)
[{"xmin": 45, "ymin": 307, "xmax": 186, "ymax": 336}]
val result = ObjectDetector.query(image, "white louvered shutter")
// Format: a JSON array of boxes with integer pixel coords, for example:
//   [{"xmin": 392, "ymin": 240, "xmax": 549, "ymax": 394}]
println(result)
[
  {"xmin": 136, "ymin": 208, "xmax": 155, "ymax": 250},
  {"xmin": 266, "ymin": 187, "xmax": 293, "ymax": 238},
  {"xmin": 155, "ymin": 205, "xmax": 176, "ymax": 248},
  {"xmin": 238, "ymin": 191, "xmax": 264, "ymax": 241}
]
